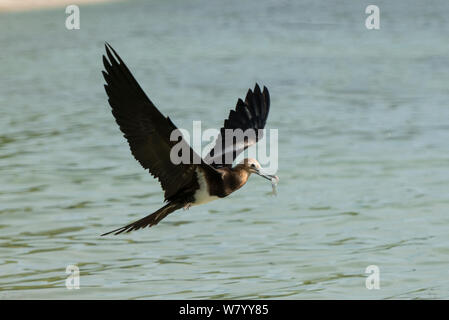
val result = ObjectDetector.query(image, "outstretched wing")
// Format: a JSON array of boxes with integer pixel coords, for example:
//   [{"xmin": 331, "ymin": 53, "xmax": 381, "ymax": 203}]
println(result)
[
  {"xmin": 102, "ymin": 43, "xmax": 203, "ymax": 201},
  {"xmin": 204, "ymin": 84, "xmax": 270, "ymax": 168}
]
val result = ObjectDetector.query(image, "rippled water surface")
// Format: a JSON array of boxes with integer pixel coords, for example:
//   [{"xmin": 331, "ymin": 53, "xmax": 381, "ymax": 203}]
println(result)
[{"xmin": 1, "ymin": 0, "xmax": 449, "ymax": 299}]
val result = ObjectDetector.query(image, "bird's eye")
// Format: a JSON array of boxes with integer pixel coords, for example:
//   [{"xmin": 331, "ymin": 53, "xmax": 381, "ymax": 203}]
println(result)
[{"xmin": 251, "ymin": 164, "xmax": 256, "ymax": 168}]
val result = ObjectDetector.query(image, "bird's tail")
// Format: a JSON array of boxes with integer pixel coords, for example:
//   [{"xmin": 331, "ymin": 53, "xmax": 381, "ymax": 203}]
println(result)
[{"xmin": 101, "ymin": 202, "xmax": 184, "ymax": 236}]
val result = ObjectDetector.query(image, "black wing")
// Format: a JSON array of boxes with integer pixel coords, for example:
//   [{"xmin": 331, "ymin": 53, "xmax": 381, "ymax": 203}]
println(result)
[
  {"xmin": 102, "ymin": 43, "xmax": 216, "ymax": 201},
  {"xmin": 204, "ymin": 84, "xmax": 270, "ymax": 168}
]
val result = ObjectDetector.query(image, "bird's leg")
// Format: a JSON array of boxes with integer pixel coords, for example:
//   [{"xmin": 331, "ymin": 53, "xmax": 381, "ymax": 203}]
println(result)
[{"xmin": 183, "ymin": 203, "xmax": 191, "ymax": 211}]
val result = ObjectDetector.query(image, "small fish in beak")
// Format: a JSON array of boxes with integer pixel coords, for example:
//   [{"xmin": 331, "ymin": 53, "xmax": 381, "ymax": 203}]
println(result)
[
  {"xmin": 243, "ymin": 158, "xmax": 279, "ymax": 195},
  {"xmin": 254, "ymin": 169, "xmax": 279, "ymax": 195},
  {"xmin": 270, "ymin": 175, "xmax": 279, "ymax": 195}
]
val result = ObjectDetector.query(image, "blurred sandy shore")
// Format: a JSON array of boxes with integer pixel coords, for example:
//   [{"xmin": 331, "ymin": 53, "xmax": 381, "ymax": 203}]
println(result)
[{"xmin": 0, "ymin": 0, "xmax": 115, "ymax": 12}]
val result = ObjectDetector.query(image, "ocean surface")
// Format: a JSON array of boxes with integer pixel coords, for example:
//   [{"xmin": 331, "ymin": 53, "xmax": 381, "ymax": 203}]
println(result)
[{"xmin": 1, "ymin": 0, "xmax": 449, "ymax": 299}]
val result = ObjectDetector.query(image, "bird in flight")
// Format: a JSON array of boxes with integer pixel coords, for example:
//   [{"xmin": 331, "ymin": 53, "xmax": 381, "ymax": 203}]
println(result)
[{"xmin": 101, "ymin": 43, "xmax": 278, "ymax": 235}]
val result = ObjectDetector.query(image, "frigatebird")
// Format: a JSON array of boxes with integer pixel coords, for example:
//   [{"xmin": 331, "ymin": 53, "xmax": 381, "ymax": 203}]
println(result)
[{"xmin": 101, "ymin": 43, "xmax": 278, "ymax": 235}]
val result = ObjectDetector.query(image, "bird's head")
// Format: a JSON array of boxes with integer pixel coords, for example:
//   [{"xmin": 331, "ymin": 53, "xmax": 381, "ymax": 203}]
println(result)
[{"xmin": 239, "ymin": 158, "xmax": 278, "ymax": 183}]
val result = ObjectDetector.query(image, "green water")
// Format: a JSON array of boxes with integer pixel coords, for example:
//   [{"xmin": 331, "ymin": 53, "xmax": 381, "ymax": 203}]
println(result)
[{"xmin": 1, "ymin": 0, "xmax": 449, "ymax": 299}]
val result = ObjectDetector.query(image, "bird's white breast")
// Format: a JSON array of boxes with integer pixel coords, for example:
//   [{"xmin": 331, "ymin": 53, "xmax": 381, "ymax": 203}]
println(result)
[{"xmin": 192, "ymin": 168, "xmax": 219, "ymax": 206}]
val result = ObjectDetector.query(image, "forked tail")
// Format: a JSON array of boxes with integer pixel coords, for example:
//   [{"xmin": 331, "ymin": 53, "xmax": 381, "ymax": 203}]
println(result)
[{"xmin": 101, "ymin": 202, "xmax": 184, "ymax": 236}]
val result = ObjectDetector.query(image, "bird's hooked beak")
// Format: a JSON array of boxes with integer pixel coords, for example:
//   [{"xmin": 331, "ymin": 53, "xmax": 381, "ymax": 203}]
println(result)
[{"xmin": 252, "ymin": 167, "xmax": 277, "ymax": 182}]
